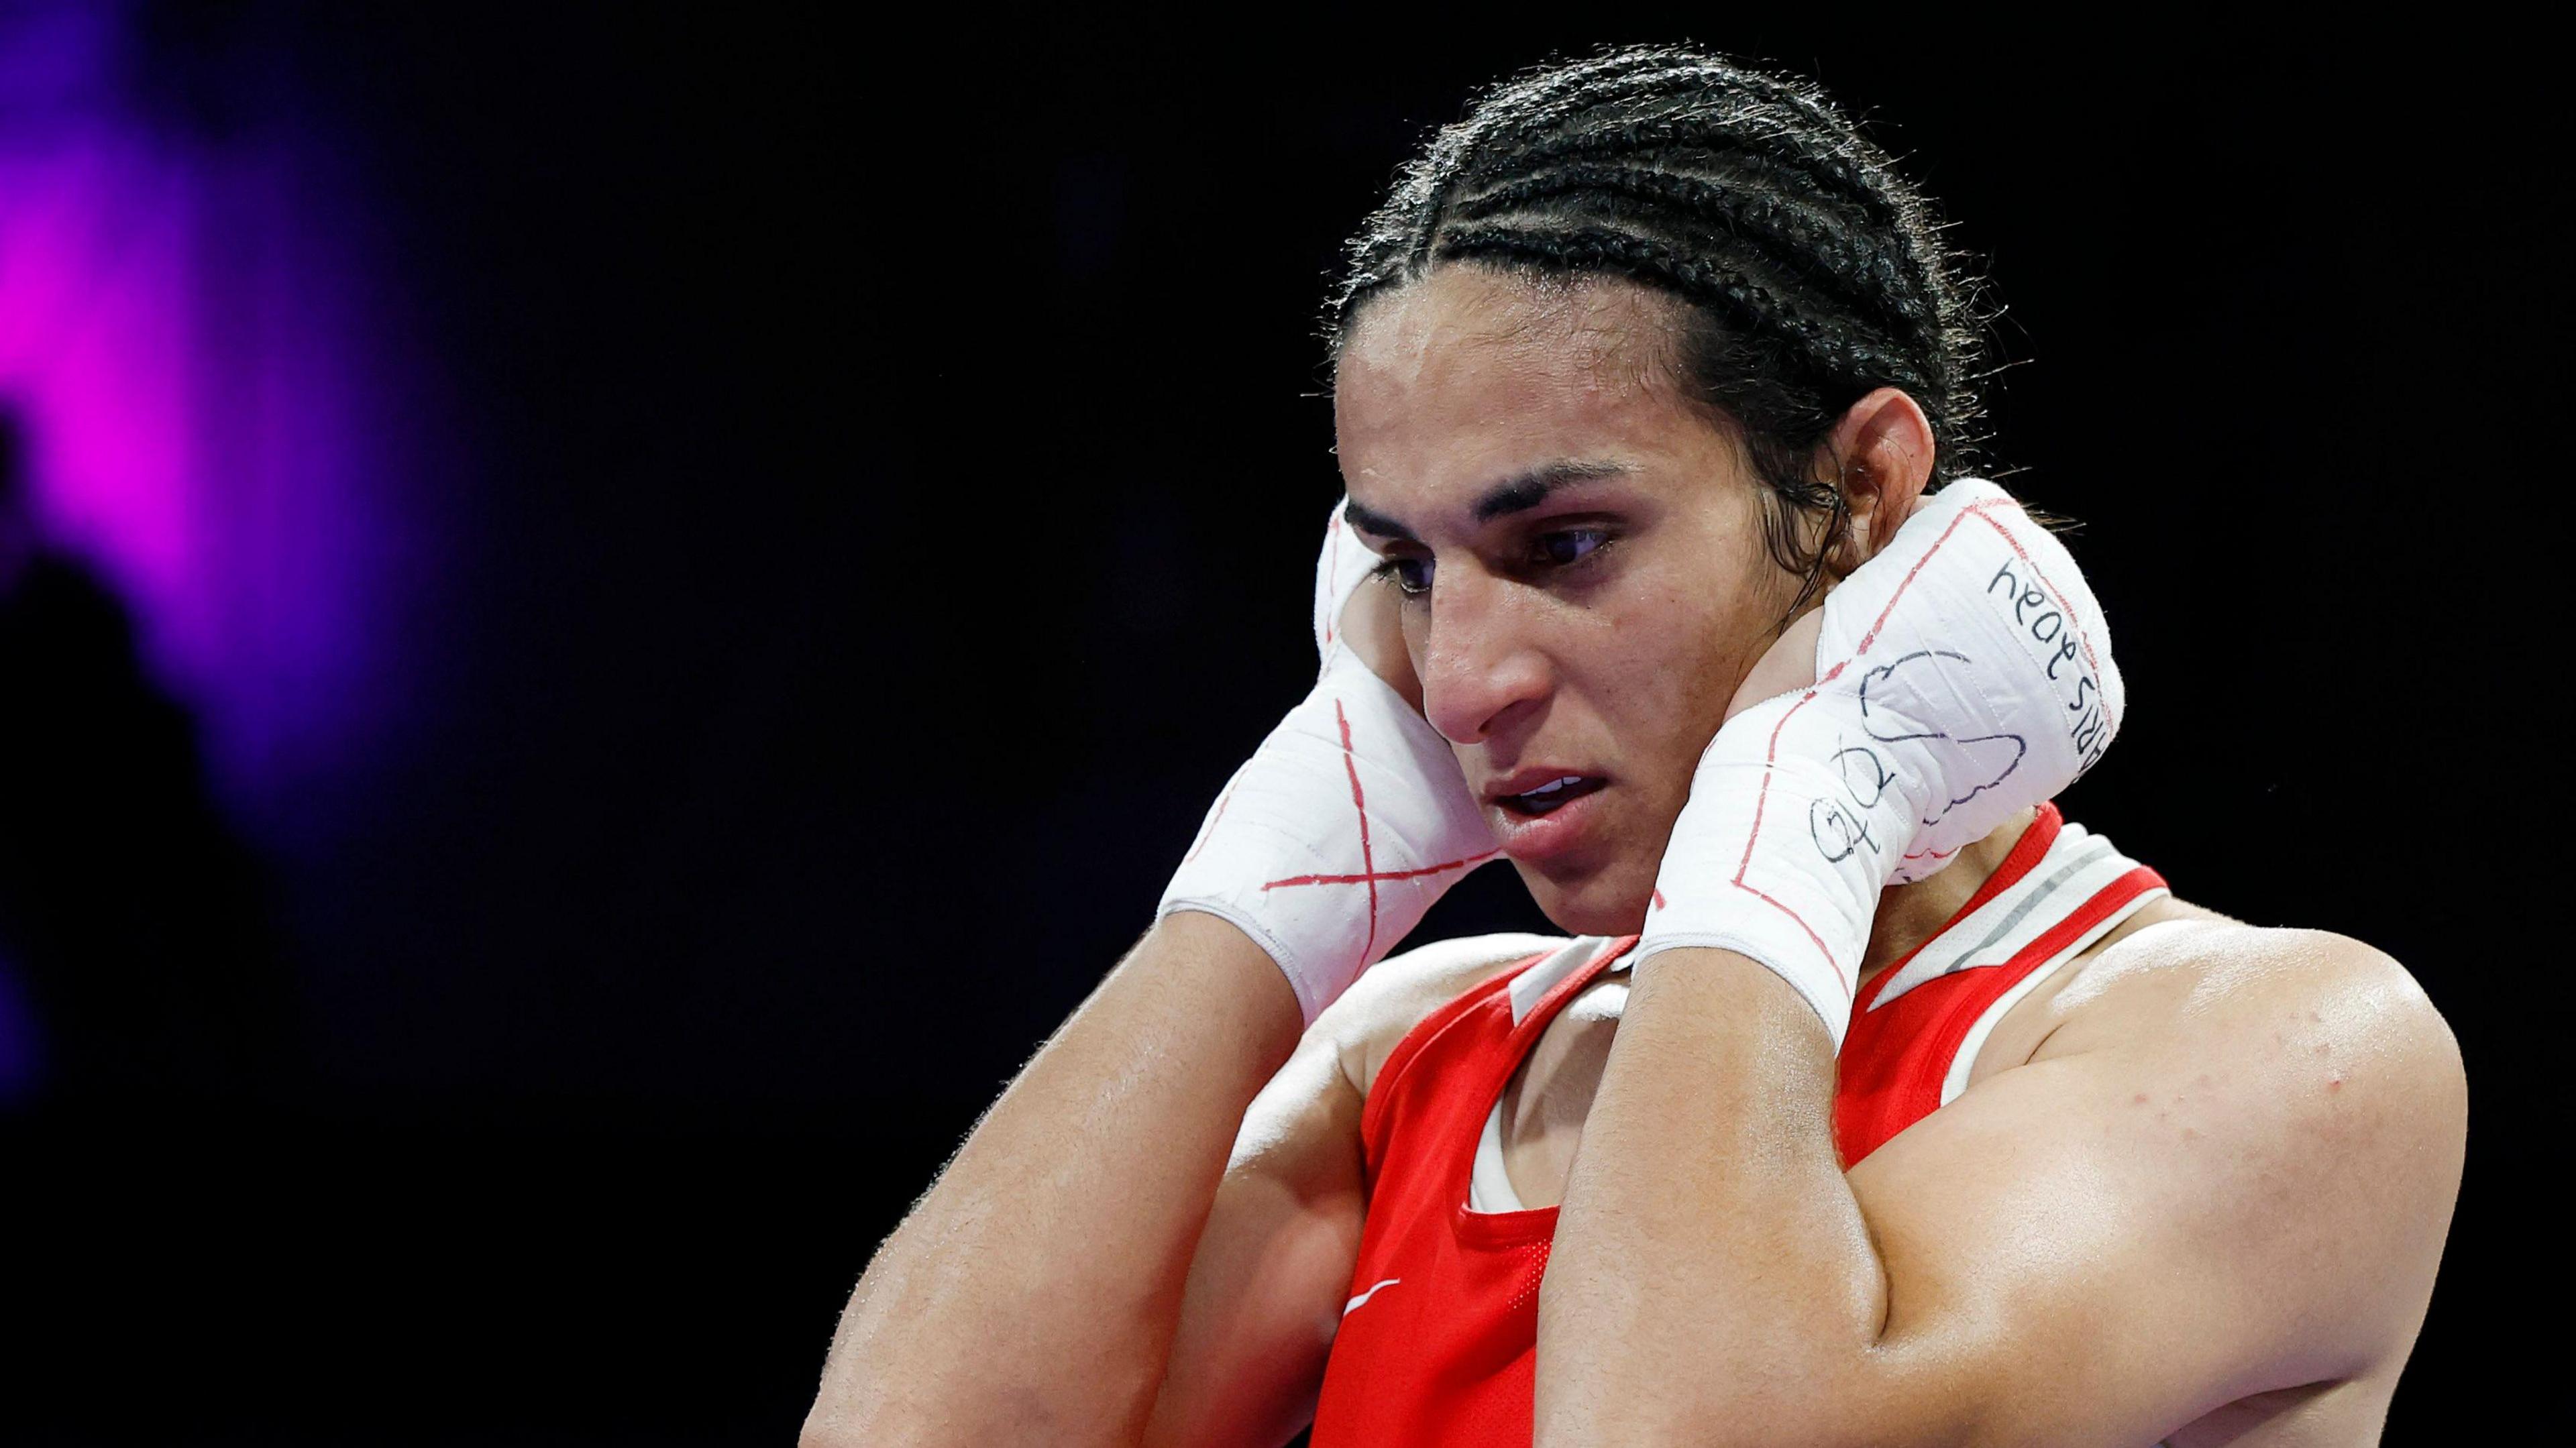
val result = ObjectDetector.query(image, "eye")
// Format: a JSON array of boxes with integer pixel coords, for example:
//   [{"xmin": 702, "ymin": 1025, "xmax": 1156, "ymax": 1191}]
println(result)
[
  {"xmin": 1373, "ymin": 555, "xmax": 1433, "ymax": 598},
  {"xmin": 1532, "ymin": 528, "xmax": 1611, "ymax": 568}
]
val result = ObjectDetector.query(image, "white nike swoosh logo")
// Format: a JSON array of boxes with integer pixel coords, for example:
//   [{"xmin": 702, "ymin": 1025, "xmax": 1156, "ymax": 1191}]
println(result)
[{"xmin": 1342, "ymin": 1278, "xmax": 1401, "ymax": 1317}]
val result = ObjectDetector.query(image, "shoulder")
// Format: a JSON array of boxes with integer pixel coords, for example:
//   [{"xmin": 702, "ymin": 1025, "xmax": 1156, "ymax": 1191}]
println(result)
[
  {"xmin": 1221, "ymin": 932, "xmax": 1562, "ymax": 1181},
  {"xmin": 1311, "ymin": 932, "xmax": 1569, "ymax": 1099},
  {"xmin": 2039, "ymin": 911, "xmax": 2467, "ymax": 1353},
  {"xmin": 2048, "ymin": 909, "xmax": 2464, "ymax": 1104}
]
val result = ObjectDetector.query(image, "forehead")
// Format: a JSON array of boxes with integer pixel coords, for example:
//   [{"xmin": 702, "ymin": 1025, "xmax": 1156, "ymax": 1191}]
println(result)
[{"xmin": 1332, "ymin": 268, "xmax": 1716, "ymax": 505}]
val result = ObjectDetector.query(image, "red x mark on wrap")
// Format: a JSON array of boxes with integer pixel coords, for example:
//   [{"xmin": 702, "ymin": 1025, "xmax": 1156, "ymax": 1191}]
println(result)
[{"xmin": 1258, "ymin": 700, "xmax": 1499, "ymax": 974}]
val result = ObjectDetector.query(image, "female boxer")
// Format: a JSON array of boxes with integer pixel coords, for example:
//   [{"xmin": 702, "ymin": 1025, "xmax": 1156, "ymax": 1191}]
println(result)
[{"xmin": 806, "ymin": 46, "xmax": 2463, "ymax": 1447}]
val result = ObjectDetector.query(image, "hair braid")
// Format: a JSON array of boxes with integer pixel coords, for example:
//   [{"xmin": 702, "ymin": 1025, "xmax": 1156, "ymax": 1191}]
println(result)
[
  {"xmin": 1445, "ymin": 166, "xmax": 1935, "ymax": 343},
  {"xmin": 1326, "ymin": 44, "xmax": 1992, "ymax": 604},
  {"xmin": 1434, "ymin": 222, "xmax": 1931, "ymax": 394}
]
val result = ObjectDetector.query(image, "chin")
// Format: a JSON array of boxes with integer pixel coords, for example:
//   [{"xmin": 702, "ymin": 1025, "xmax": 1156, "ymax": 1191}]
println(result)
[{"xmin": 1515, "ymin": 856, "xmax": 1656, "ymax": 938}]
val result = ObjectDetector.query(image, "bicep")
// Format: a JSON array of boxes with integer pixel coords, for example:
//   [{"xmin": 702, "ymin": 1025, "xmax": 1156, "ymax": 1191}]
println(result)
[
  {"xmin": 1847, "ymin": 1049, "xmax": 2290, "ymax": 1445},
  {"xmin": 1142, "ymin": 1028, "xmax": 1367, "ymax": 1448},
  {"xmin": 1843, "ymin": 940, "xmax": 2463, "ymax": 1445}
]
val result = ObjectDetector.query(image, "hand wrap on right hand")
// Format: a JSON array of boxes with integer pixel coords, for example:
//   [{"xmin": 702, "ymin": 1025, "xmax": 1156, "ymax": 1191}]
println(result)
[{"xmin": 1157, "ymin": 500, "xmax": 1499, "ymax": 1025}]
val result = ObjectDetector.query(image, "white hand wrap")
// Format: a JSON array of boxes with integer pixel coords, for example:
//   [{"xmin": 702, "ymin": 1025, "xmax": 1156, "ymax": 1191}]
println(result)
[
  {"xmin": 1158, "ymin": 500, "xmax": 1499, "ymax": 1025},
  {"xmin": 1634, "ymin": 480, "xmax": 2125, "ymax": 1051}
]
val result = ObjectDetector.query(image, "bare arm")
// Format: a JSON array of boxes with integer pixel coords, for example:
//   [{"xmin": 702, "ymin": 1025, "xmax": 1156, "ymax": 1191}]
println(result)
[
  {"xmin": 808, "ymin": 508, "xmax": 1475, "ymax": 1445},
  {"xmin": 1137, "ymin": 1019, "xmax": 1367, "ymax": 1448},
  {"xmin": 1534, "ymin": 922, "xmax": 2465, "ymax": 1447},
  {"xmin": 1140, "ymin": 931, "xmax": 1563, "ymax": 1447},
  {"xmin": 803, "ymin": 911, "xmax": 1302, "ymax": 1448}
]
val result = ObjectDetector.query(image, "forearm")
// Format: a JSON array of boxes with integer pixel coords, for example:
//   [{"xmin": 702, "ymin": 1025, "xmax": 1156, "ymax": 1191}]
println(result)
[
  {"xmin": 805, "ymin": 911, "xmax": 1303, "ymax": 1448},
  {"xmin": 1535, "ymin": 948, "xmax": 1897, "ymax": 1447}
]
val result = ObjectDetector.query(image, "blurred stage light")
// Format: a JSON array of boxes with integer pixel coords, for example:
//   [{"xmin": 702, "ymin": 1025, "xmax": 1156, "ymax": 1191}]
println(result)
[{"xmin": 2, "ymin": 1, "xmax": 425, "ymax": 819}]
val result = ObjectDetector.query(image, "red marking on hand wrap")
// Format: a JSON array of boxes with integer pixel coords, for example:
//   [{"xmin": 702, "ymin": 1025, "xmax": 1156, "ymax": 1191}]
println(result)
[
  {"xmin": 1712, "ymin": 685, "xmax": 1849, "ymax": 993},
  {"xmin": 1854, "ymin": 502, "xmax": 1989, "ymax": 654},
  {"xmin": 1249, "ymin": 698, "xmax": 1499, "ymax": 972},
  {"xmin": 1262, "ymin": 852, "xmax": 1499, "ymax": 891},
  {"xmin": 1739, "ymin": 883, "xmax": 1847, "ymax": 993},
  {"xmin": 1339, "ymin": 701, "xmax": 1380, "ymax": 969},
  {"xmin": 1183, "ymin": 779, "xmax": 1237, "ymax": 867},
  {"xmin": 1856, "ymin": 499, "xmax": 2102, "ymax": 682},
  {"xmin": 1652, "ymin": 888, "xmax": 1667, "ymax": 911},
  {"xmin": 1733, "ymin": 689, "xmax": 1819, "ymax": 881},
  {"xmin": 1689, "ymin": 495, "xmax": 2098, "ymax": 1007},
  {"xmin": 1964, "ymin": 503, "xmax": 2103, "ymax": 680}
]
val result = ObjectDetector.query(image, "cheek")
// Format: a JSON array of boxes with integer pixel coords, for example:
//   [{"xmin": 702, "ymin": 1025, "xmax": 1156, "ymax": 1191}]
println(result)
[{"xmin": 1591, "ymin": 573, "xmax": 1775, "ymax": 762}]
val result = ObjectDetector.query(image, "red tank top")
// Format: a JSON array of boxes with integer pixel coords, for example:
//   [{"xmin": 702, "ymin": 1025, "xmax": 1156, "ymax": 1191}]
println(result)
[{"xmin": 1309, "ymin": 805, "xmax": 2165, "ymax": 1447}]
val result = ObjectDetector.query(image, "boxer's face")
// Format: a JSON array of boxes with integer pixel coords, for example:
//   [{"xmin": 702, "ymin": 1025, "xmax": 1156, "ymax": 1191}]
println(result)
[{"xmin": 1334, "ymin": 266, "xmax": 1814, "ymax": 935}]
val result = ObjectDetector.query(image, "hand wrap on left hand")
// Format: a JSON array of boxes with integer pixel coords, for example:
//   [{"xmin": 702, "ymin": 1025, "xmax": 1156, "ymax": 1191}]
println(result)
[{"xmin": 1633, "ymin": 480, "xmax": 2125, "ymax": 1052}]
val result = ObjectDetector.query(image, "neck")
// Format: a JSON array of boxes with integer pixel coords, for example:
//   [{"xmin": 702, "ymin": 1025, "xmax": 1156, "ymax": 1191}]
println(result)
[{"xmin": 1854, "ymin": 806, "xmax": 2041, "ymax": 991}]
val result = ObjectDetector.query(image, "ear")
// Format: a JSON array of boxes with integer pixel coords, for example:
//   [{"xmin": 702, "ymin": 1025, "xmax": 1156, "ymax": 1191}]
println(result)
[{"xmin": 1819, "ymin": 387, "xmax": 1935, "ymax": 571}]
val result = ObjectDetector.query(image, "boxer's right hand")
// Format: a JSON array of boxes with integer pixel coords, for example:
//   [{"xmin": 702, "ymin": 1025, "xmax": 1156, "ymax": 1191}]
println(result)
[
  {"xmin": 1334, "ymin": 525, "xmax": 1425, "ymax": 718},
  {"xmin": 1157, "ymin": 499, "xmax": 1500, "ymax": 1025}
]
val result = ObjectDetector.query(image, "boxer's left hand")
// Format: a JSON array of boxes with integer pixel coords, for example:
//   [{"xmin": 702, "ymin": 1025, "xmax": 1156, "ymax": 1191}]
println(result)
[{"xmin": 1634, "ymin": 480, "xmax": 2125, "ymax": 1050}]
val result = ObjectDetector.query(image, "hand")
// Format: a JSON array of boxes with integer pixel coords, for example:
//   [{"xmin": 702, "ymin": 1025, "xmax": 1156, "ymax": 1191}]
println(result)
[
  {"xmin": 1636, "ymin": 480, "xmax": 2124, "ymax": 1049},
  {"xmin": 1335, "ymin": 531, "xmax": 1425, "ymax": 715},
  {"xmin": 1158, "ymin": 500, "xmax": 1499, "ymax": 1024}
]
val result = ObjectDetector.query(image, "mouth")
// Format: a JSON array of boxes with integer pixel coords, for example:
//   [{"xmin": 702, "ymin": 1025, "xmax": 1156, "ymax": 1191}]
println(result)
[
  {"xmin": 1487, "ymin": 770, "xmax": 1610, "ymax": 818},
  {"xmin": 1484, "ymin": 768, "xmax": 1613, "ymax": 866}
]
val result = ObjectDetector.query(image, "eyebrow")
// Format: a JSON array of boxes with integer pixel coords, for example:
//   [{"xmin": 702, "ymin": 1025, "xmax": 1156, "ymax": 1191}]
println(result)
[{"xmin": 1343, "ymin": 459, "xmax": 1638, "ymax": 543}]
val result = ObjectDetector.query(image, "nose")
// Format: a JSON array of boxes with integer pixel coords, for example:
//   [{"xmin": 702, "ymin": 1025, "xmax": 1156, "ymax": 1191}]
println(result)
[{"xmin": 1418, "ymin": 568, "xmax": 1552, "ymax": 748}]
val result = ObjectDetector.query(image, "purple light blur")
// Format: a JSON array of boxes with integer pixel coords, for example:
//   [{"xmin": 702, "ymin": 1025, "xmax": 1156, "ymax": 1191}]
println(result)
[
  {"xmin": 0, "ymin": 942, "xmax": 36, "ymax": 1102},
  {"xmin": 2, "ymin": 3, "xmax": 420, "ymax": 813}
]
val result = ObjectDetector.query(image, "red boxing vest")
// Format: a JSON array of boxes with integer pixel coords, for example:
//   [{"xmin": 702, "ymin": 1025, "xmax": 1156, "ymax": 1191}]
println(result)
[{"xmin": 1309, "ymin": 804, "xmax": 2166, "ymax": 1446}]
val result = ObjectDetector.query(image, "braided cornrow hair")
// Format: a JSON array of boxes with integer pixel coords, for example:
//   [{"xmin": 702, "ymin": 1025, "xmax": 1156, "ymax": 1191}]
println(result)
[{"xmin": 1328, "ymin": 44, "xmax": 1994, "ymax": 617}]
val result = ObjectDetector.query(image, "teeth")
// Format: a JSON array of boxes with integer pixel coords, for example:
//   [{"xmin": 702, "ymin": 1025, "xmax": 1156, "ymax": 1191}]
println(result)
[{"xmin": 1523, "ymin": 775, "xmax": 1584, "ymax": 798}]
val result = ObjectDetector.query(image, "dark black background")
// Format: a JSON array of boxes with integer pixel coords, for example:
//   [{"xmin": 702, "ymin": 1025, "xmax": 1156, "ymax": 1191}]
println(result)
[{"xmin": 3, "ymin": 8, "xmax": 2553, "ymax": 1443}]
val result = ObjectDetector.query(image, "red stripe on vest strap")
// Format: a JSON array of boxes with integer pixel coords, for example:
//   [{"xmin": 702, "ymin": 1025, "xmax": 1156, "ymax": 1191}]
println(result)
[
  {"xmin": 1835, "ymin": 859, "xmax": 2166, "ymax": 1167},
  {"xmin": 1852, "ymin": 803, "xmax": 2063, "ymax": 1015}
]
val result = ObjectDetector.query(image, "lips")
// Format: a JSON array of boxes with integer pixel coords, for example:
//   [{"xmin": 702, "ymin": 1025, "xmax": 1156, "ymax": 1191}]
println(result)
[
  {"xmin": 1485, "ymin": 765, "xmax": 1611, "ymax": 822},
  {"xmin": 1493, "ymin": 773, "xmax": 1608, "ymax": 817},
  {"xmin": 1484, "ymin": 767, "xmax": 1612, "ymax": 865}
]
